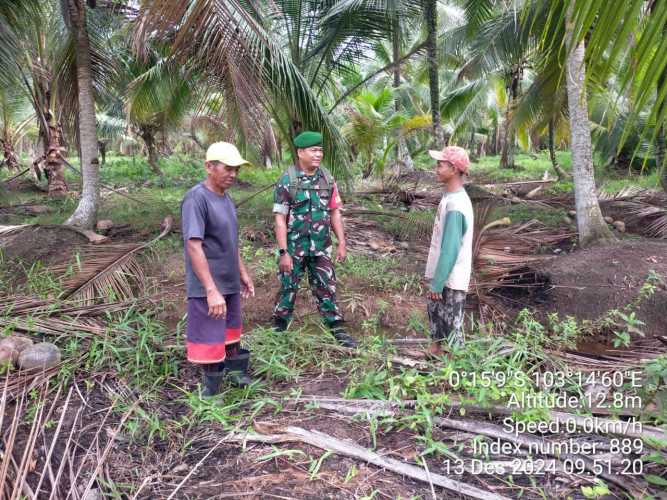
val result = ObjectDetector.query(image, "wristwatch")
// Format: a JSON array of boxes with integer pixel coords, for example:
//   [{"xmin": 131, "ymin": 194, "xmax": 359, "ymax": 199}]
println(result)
[{"xmin": 278, "ymin": 248, "xmax": 287, "ymax": 256}]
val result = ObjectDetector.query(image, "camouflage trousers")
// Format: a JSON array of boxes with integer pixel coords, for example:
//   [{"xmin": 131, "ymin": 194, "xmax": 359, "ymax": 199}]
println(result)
[
  {"xmin": 273, "ymin": 255, "xmax": 343, "ymax": 326},
  {"xmin": 427, "ymin": 287, "xmax": 467, "ymax": 348}
]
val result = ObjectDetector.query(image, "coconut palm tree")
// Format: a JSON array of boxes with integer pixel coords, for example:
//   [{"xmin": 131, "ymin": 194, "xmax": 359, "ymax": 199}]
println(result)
[
  {"xmin": 0, "ymin": 85, "xmax": 33, "ymax": 171},
  {"xmin": 118, "ymin": 45, "xmax": 194, "ymax": 176},
  {"xmin": 342, "ymin": 87, "xmax": 404, "ymax": 178},
  {"xmin": 64, "ymin": 0, "xmax": 100, "ymax": 228},
  {"xmin": 563, "ymin": 3, "xmax": 615, "ymax": 244},
  {"xmin": 537, "ymin": 0, "xmax": 667, "ymax": 192},
  {"xmin": 136, "ymin": 0, "xmax": 391, "ymax": 176},
  {"xmin": 459, "ymin": 0, "xmax": 615, "ymax": 245},
  {"xmin": 1, "ymin": 1, "xmax": 75, "ymax": 196}
]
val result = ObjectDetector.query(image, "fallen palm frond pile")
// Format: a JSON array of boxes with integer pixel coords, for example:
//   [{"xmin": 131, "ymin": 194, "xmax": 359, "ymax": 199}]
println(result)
[
  {"xmin": 0, "ymin": 218, "xmax": 175, "ymax": 498},
  {"xmin": 531, "ymin": 188, "xmax": 667, "ymax": 239},
  {"xmin": 0, "ymin": 217, "xmax": 172, "ymax": 377},
  {"xmin": 472, "ymin": 201, "xmax": 574, "ymax": 292},
  {"xmin": 0, "ymin": 378, "xmax": 139, "ymax": 499},
  {"xmin": 599, "ymin": 187, "xmax": 667, "ymax": 239},
  {"xmin": 48, "ymin": 216, "xmax": 173, "ymax": 304},
  {"xmin": 466, "ymin": 201, "xmax": 573, "ymax": 322}
]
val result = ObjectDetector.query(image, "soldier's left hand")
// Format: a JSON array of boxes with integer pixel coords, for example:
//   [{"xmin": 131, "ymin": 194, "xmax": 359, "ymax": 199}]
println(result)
[
  {"xmin": 426, "ymin": 290, "xmax": 441, "ymax": 301},
  {"xmin": 336, "ymin": 244, "xmax": 347, "ymax": 263},
  {"xmin": 240, "ymin": 272, "xmax": 255, "ymax": 299}
]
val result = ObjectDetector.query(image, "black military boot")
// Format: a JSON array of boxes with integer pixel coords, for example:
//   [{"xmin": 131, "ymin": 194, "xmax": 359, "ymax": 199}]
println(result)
[
  {"xmin": 329, "ymin": 321, "xmax": 358, "ymax": 348},
  {"xmin": 200, "ymin": 365, "xmax": 225, "ymax": 397},
  {"xmin": 224, "ymin": 348, "xmax": 252, "ymax": 388}
]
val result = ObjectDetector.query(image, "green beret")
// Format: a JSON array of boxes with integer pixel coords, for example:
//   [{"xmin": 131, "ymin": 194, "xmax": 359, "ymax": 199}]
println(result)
[{"xmin": 293, "ymin": 131, "xmax": 322, "ymax": 149}]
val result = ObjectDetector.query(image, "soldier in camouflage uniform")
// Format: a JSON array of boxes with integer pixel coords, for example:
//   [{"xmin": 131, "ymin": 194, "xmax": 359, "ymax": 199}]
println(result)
[{"xmin": 272, "ymin": 131, "xmax": 357, "ymax": 348}]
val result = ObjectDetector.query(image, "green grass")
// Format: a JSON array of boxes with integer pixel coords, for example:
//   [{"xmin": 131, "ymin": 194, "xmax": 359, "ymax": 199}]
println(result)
[
  {"xmin": 598, "ymin": 169, "xmax": 662, "ymax": 193},
  {"xmin": 339, "ymin": 254, "xmax": 422, "ymax": 292},
  {"xmin": 469, "ymin": 151, "xmax": 572, "ymax": 183},
  {"xmin": 464, "ymin": 150, "xmax": 659, "ymax": 194},
  {"xmin": 491, "ymin": 204, "xmax": 571, "ymax": 228}
]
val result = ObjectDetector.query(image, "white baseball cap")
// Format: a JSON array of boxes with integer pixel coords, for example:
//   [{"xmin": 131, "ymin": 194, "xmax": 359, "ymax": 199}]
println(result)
[{"xmin": 206, "ymin": 142, "xmax": 251, "ymax": 167}]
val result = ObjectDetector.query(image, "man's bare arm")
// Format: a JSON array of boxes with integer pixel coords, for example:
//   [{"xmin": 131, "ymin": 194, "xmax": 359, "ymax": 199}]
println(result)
[{"xmin": 186, "ymin": 239, "xmax": 226, "ymax": 318}]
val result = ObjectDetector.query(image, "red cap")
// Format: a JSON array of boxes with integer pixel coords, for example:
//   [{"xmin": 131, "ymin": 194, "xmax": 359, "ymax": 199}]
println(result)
[{"xmin": 428, "ymin": 146, "xmax": 470, "ymax": 175}]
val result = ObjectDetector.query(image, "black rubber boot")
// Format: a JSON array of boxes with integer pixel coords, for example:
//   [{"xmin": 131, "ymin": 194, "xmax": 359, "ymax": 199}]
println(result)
[
  {"xmin": 272, "ymin": 317, "xmax": 288, "ymax": 332},
  {"xmin": 224, "ymin": 348, "xmax": 252, "ymax": 388},
  {"xmin": 329, "ymin": 322, "xmax": 358, "ymax": 348},
  {"xmin": 200, "ymin": 366, "xmax": 225, "ymax": 397}
]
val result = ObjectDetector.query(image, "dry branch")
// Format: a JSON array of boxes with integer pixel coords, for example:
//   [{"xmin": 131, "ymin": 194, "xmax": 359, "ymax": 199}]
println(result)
[
  {"xmin": 227, "ymin": 425, "xmax": 511, "ymax": 500},
  {"xmin": 294, "ymin": 396, "xmax": 666, "ymax": 442}
]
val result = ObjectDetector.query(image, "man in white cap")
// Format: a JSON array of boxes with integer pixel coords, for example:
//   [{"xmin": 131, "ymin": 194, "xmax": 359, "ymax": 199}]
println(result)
[
  {"xmin": 181, "ymin": 142, "xmax": 255, "ymax": 396},
  {"xmin": 424, "ymin": 146, "xmax": 474, "ymax": 358}
]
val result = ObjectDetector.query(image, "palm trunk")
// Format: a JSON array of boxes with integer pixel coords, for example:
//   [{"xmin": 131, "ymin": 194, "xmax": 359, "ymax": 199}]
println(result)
[
  {"xmin": 45, "ymin": 116, "xmax": 68, "ymax": 197},
  {"xmin": 392, "ymin": 16, "xmax": 413, "ymax": 175},
  {"xmin": 500, "ymin": 71, "xmax": 520, "ymax": 169},
  {"xmin": 565, "ymin": 6, "xmax": 614, "ymax": 246},
  {"xmin": 98, "ymin": 140, "xmax": 107, "ymax": 165},
  {"xmin": 499, "ymin": 122, "xmax": 514, "ymax": 168},
  {"xmin": 140, "ymin": 127, "xmax": 163, "ymax": 176},
  {"xmin": 491, "ymin": 123, "xmax": 498, "ymax": 155},
  {"xmin": 65, "ymin": 0, "xmax": 99, "ymax": 229},
  {"xmin": 424, "ymin": 0, "xmax": 444, "ymax": 146},
  {"xmin": 1, "ymin": 139, "xmax": 20, "ymax": 170},
  {"xmin": 548, "ymin": 118, "xmax": 568, "ymax": 180},
  {"xmin": 262, "ymin": 126, "xmax": 277, "ymax": 169}
]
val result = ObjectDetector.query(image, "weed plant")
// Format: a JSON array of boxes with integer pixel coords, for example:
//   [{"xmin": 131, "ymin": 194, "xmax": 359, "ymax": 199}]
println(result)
[
  {"xmin": 339, "ymin": 254, "xmax": 422, "ymax": 292},
  {"xmin": 243, "ymin": 325, "xmax": 344, "ymax": 381}
]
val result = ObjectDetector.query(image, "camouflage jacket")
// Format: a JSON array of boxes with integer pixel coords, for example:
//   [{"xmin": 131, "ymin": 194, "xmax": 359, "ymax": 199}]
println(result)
[{"xmin": 272, "ymin": 167, "xmax": 341, "ymax": 257}]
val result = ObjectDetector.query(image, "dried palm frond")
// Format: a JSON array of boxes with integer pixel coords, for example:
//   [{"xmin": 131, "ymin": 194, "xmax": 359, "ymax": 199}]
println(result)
[
  {"xmin": 471, "ymin": 200, "xmax": 575, "ymax": 300},
  {"xmin": 55, "ymin": 242, "xmax": 148, "ymax": 303},
  {"xmin": 0, "ymin": 225, "xmax": 27, "ymax": 236},
  {"xmin": 0, "ymin": 315, "xmax": 106, "ymax": 338},
  {"xmin": 345, "ymin": 208, "xmax": 434, "ymax": 242},
  {"xmin": 599, "ymin": 188, "xmax": 667, "ymax": 239},
  {"xmin": 0, "ymin": 377, "xmax": 136, "ymax": 499},
  {"xmin": 50, "ymin": 216, "xmax": 173, "ymax": 304},
  {"xmin": 0, "ymin": 295, "xmax": 156, "ymax": 317}
]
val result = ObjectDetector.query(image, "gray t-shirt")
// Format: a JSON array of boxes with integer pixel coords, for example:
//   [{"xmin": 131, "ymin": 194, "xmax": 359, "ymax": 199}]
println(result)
[{"xmin": 181, "ymin": 183, "xmax": 240, "ymax": 297}]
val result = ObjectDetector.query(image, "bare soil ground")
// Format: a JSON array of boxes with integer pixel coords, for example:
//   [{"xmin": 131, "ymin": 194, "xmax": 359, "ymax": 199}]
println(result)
[{"xmin": 538, "ymin": 239, "xmax": 667, "ymax": 338}]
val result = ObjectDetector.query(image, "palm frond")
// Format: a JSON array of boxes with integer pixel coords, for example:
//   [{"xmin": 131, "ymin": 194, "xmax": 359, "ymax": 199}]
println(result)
[
  {"xmin": 472, "ymin": 200, "xmax": 574, "ymax": 295},
  {"xmin": 534, "ymin": 0, "xmax": 667, "ymax": 149},
  {"xmin": 138, "ymin": 0, "xmax": 350, "ymax": 177},
  {"xmin": 0, "ymin": 0, "xmax": 43, "ymax": 86},
  {"xmin": 463, "ymin": 0, "xmax": 496, "ymax": 36},
  {"xmin": 50, "ymin": 216, "xmax": 173, "ymax": 304},
  {"xmin": 599, "ymin": 189, "xmax": 667, "ymax": 239}
]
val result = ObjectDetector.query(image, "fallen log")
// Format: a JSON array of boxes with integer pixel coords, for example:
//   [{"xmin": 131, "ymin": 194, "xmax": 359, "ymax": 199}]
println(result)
[
  {"xmin": 294, "ymin": 396, "xmax": 666, "ymax": 442},
  {"xmin": 227, "ymin": 425, "xmax": 511, "ymax": 500}
]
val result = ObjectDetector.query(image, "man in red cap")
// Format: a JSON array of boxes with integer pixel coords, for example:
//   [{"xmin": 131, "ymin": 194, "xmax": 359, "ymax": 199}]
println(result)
[{"xmin": 424, "ymin": 146, "xmax": 474, "ymax": 357}]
